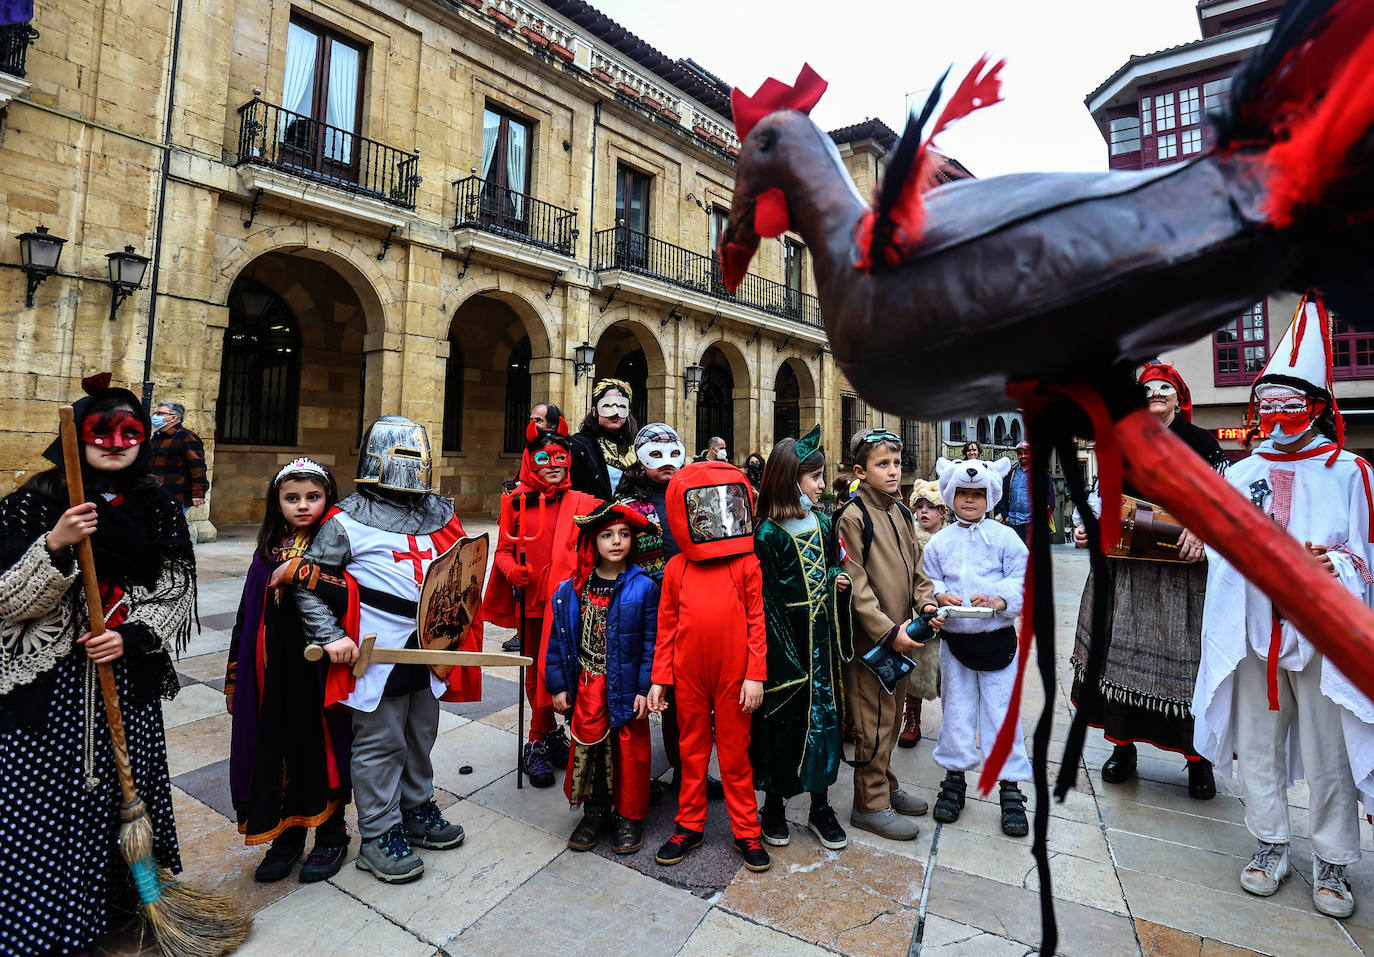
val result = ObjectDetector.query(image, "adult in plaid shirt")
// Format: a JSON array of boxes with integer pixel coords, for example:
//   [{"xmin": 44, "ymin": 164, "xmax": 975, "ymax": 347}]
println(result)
[{"xmin": 150, "ymin": 400, "xmax": 208, "ymax": 509}]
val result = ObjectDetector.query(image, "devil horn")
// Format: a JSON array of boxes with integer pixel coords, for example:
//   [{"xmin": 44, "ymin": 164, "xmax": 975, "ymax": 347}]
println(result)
[
  {"xmin": 730, "ymin": 63, "xmax": 828, "ymax": 142},
  {"xmin": 555, "ymin": 416, "xmax": 570, "ymax": 437},
  {"xmin": 81, "ymin": 372, "xmax": 112, "ymax": 395},
  {"xmin": 525, "ymin": 419, "xmax": 541, "ymax": 443}
]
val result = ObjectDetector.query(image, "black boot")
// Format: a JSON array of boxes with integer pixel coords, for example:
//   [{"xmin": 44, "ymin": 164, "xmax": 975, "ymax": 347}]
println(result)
[
  {"xmin": 760, "ymin": 793, "xmax": 789, "ymax": 846},
  {"xmin": 255, "ymin": 827, "xmax": 306, "ymax": 883},
  {"xmin": 612, "ymin": 815, "xmax": 644, "ymax": 854},
  {"xmin": 1101, "ymin": 743, "xmax": 1138, "ymax": 784},
  {"xmin": 567, "ymin": 806, "xmax": 612, "ymax": 851},
  {"xmin": 1187, "ymin": 758, "xmax": 1216, "ymax": 800}
]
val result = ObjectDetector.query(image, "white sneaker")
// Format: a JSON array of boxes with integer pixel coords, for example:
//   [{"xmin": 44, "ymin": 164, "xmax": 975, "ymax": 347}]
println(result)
[
  {"xmin": 1313, "ymin": 856, "xmax": 1356, "ymax": 918},
  {"xmin": 1239, "ymin": 842, "xmax": 1290, "ymax": 897}
]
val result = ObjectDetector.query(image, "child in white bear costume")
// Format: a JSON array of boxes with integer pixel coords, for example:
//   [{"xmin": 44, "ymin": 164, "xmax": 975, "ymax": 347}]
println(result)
[{"xmin": 924, "ymin": 456, "xmax": 1032, "ymax": 837}]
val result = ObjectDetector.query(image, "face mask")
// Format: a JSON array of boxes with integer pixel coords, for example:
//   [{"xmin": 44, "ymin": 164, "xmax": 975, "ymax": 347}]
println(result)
[
  {"xmin": 798, "ymin": 485, "xmax": 814, "ymax": 512},
  {"xmin": 532, "ymin": 446, "xmax": 572, "ymax": 468},
  {"xmin": 81, "ymin": 410, "xmax": 146, "ymax": 450},
  {"xmin": 636, "ymin": 439, "xmax": 684, "ymax": 469},
  {"xmin": 1258, "ymin": 397, "xmax": 1316, "ymax": 441},
  {"xmin": 596, "ymin": 396, "xmax": 630, "ymax": 419},
  {"xmin": 1143, "ymin": 380, "xmax": 1177, "ymax": 400},
  {"xmin": 150, "ymin": 414, "xmax": 167, "ymax": 430}
]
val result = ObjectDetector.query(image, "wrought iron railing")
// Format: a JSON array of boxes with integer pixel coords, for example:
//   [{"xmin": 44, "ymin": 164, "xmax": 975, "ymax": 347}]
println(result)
[
  {"xmin": 594, "ymin": 226, "xmax": 822, "ymax": 328},
  {"xmin": 235, "ymin": 97, "xmax": 420, "ymax": 210},
  {"xmin": 1, "ymin": 21, "xmax": 38, "ymax": 78},
  {"xmin": 452, "ymin": 175, "xmax": 577, "ymax": 256}
]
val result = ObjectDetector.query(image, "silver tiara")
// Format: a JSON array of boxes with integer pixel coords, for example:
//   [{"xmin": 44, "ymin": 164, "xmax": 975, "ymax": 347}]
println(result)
[{"xmin": 274, "ymin": 457, "xmax": 329, "ymax": 486}]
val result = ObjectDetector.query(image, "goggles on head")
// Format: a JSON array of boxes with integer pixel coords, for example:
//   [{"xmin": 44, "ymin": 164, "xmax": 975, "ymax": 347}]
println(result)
[
  {"xmin": 855, "ymin": 428, "xmax": 900, "ymax": 448},
  {"xmin": 637, "ymin": 439, "xmax": 685, "ymax": 468},
  {"xmin": 532, "ymin": 447, "xmax": 572, "ymax": 469},
  {"xmin": 596, "ymin": 396, "xmax": 631, "ymax": 419},
  {"xmin": 1144, "ymin": 380, "xmax": 1177, "ymax": 398},
  {"xmin": 81, "ymin": 410, "xmax": 146, "ymax": 451}
]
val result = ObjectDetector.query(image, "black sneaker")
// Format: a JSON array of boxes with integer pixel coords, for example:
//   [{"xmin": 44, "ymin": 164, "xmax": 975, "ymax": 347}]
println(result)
[
  {"xmin": 299, "ymin": 841, "xmax": 347, "ymax": 883},
  {"xmin": 501, "ymin": 636, "xmax": 522, "ymax": 653},
  {"xmin": 567, "ymin": 809, "xmax": 611, "ymax": 851},
  {"xmin": 254, "ymin": 832, "xmax": 305, "ymax": 883},
  {"xmin": 733, "ymin": 836, "xmax": 772, "ymax": 872},
  {"xmin": 522, "ymin": 741, "xmax": 555, "ymax": 788},
  {"xmin": 808, "ymin": 804, "xmax": 849, "ymax": 850},
  {"xmin": 545, "ymin": 725, "xmax": 572, "ymax": 768},
  {"xmin": 655, "ymin": 825, "xmax": 704, "ymax": 865},
  {"xmin": 761, "ymin": 798, "xmax": 789, "ymax": 846}
]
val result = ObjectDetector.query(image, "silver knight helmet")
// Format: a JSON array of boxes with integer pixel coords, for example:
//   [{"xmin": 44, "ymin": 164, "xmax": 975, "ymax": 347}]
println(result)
[{"xmin": 357, "ymin": 415, "xmax": 433, "ymax": 493}]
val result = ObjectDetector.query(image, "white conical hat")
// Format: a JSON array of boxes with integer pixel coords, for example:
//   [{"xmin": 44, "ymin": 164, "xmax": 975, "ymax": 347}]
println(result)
[{"xmin": 1254, "ymin": 295, "xmax": 1332, "ymax": 398}]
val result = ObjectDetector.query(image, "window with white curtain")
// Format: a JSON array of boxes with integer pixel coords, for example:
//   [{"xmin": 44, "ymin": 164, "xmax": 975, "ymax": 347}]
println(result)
[
  {"xmin": 282, "ymin": 18, "xmax": 365, "ymax": 169},
  {"xmin": 480, "ymin": 107, "xmax": 533, "ymax": 221}
]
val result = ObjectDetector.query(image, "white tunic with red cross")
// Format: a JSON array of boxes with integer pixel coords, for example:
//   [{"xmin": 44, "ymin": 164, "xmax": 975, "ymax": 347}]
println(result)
[{"xmin": 333, "ymin": 510, "xmax": 465, "ymax": 712}]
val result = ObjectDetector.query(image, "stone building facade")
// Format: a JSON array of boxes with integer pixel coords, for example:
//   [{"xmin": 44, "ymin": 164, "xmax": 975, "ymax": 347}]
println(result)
[{"xmin": 0, "ymin": 0, "xmax": 909, "ymax": 530}]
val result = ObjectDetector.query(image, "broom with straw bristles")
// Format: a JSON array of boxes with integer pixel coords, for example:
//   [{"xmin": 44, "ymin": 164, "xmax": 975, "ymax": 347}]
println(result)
[{"xmin": 60, "ymin": 406, "xmax": 252, "ymax": 957}]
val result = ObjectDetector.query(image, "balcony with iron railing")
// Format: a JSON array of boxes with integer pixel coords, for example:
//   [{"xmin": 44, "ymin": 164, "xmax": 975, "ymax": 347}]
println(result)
[
  {"xmin": 594, "ymin": 226, "xmax": 821, "ymax": 328},
  {"xmin": 1, "ymin": 20, "xmax": 38, "ymax": 79},
  {"xmin": 235, "ymin": 96, "xmax": 420, "ymax": 210},
  {"xmin": 453, "ymin": 175, "xmax": 577, "ymax": 257}
]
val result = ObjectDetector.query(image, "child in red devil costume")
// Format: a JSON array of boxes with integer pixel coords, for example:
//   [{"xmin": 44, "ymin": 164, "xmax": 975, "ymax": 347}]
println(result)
[
  {"xmin": 648, "ymin": 461, "xmax": 771, "ymax": 872},
  {"xmin": 482, "ymin": 419, "xmax": 600, "ymax": 787}
]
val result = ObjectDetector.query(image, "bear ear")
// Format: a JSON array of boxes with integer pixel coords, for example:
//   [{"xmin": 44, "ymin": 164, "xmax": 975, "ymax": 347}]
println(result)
[
  {"xmin": 935, "ymin": 456, "xmax": 954, "ymax": 479},
  {"xmin": 991, "ymin": 457, "xmax": 1014, "ymax": 478}
]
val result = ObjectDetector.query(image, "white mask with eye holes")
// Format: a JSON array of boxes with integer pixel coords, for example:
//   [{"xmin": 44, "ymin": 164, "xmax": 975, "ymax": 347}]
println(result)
[
  {"xmin": 1144, "ymin": 380, "xmax": 1177, "ymax": 399},
  {"xmin": 596, "ymin": 395, "xmax": 631, "ymax": 419},
  {"xmin": 636, "ymin": 440, "xmax": 685, "ymax": 469}
]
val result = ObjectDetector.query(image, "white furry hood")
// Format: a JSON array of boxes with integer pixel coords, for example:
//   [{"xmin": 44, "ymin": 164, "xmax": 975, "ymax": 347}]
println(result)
[{"xmin": 935, "ymin": 456, "xmax": 1014, "ymax": 513}]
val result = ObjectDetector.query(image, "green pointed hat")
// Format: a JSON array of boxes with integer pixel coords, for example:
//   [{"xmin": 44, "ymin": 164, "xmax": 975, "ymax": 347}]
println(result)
[{"xmin": 795, "ymin": 423, "xmax": 823, "ymax": 460}]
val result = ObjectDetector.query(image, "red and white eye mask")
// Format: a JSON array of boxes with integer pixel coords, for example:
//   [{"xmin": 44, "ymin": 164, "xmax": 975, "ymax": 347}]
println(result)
[
  {"xmin": 532, "ymin": 446, "xmax": 572, "ymax": 469},
  {"xmin": 81, "ymin": 410, "xmax": 146, "ymax": 450},
  {"xmin": 1255, "ymin": 386, "xmax": 1321, "ymax": 436}
]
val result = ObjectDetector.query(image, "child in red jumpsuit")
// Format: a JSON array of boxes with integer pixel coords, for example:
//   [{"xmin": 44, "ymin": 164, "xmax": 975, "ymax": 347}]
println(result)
[
  {"xmin": 482, "ymin": 418, "xmax": 599, "ymax": 787},
  {"xmin": 648, "ymin": 461, "xmax": 771, "ymax": 872}
]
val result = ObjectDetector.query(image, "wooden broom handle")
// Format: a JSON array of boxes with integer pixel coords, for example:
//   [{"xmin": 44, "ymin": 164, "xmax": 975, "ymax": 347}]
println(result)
[{"xmin": 59, "ymin": 406, "xmax": 138, "ymax": 805}]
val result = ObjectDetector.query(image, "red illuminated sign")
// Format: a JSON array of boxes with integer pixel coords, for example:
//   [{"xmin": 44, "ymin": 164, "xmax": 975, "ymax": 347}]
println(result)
[{"xmin": 1215, "ymin": 427, "xmax": 1248, "ymax": 441}]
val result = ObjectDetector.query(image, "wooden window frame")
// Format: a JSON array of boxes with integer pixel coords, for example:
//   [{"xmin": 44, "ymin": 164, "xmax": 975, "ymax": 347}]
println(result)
[{"xmin": 284, "ymin": 15, "xmax": 368, "ymax": 181}]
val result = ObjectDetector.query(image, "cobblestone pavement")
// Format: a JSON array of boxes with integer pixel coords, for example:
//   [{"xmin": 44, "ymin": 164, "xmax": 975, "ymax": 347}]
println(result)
[{"xmin": 96, "ymin": 523, "xmax": 1374, "ymax": 956}]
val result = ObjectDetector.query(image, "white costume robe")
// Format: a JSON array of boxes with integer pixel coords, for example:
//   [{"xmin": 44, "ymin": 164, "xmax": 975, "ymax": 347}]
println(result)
[{"xmin": 1194, "ymin": 436, "xmax": 1374, "ymax": 860}]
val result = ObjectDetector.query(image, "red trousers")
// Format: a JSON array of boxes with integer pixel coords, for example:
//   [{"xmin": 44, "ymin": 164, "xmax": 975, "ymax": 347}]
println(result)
[
  {"xmin": 675, "ymin": 667, "xmax": 759, "ymax": 838},
  {"xmin": 564, "ymin": 673, "xmax": 651, "ymax": 820},
  {"xmin": 522, "ymin": 616, "xmax": 555, "ymax": 742}
]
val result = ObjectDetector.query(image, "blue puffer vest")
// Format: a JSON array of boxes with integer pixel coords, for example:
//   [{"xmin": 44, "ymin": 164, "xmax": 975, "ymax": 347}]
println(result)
[{"xmin": 546, "ymin": 563, "xmax": 660, "ymax": 729}]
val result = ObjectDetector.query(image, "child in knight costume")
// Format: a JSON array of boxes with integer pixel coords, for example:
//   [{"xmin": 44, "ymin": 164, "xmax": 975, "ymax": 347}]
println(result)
[
  {"xmin": 295, "ymin": 416, "xmax": 478, "ymax": 884},
  {"xmin": 751, "ymin": 426, "xmax": 853, "ymax": 851},
  {"xmin": 1194, "ymin": 295, "xmax": 1374, "ymax": 919},
  {"xmin": 0, "ymin": 374, "xmax": 195, "ymax": 956},
  {"xmin": 546, "ymin": 502, "xmax": 660, "ymax": 855},
  {"xmin": 649, "ymin": 461, "xmax": 771, "ymax": 871},
  {"xmin": 227, "ymin": 458, "xmax": 352, "ymax": 883}
]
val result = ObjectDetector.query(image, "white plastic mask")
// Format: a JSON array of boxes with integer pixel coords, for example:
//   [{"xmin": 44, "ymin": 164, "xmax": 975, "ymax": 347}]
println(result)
[
  {"xmin": 596, "ymin": 395, "xmax": 630, "ymax": 419},
  {"xmin": 636, "ymin": 440, "xmax": 685, "ymax": 468},
  {"xmin": 1143, "ymin": 380, "xmax": 1177, "ymax": 399}
]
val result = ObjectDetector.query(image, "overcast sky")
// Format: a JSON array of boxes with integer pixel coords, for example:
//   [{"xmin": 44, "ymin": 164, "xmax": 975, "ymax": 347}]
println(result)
[{"xmin": 588, "ymin": 0, "xmax": 1206, "ymax": 177}]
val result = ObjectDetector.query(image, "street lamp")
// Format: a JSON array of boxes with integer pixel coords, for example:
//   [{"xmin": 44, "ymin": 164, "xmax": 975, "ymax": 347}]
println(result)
[
  {"xmin": 684, "ymin": 362, "xmax": 705, "ymax": 395},
  {"xmin": 572, "ymin": 340, "xmax": 596, "ymax": 384},
  {"xmin": 17, "ymin": 225, "xmax": 67, "ymax": 307},
  {"xmin": 106, "ymin": 245, "xmax": 150, "ymax": 321}
]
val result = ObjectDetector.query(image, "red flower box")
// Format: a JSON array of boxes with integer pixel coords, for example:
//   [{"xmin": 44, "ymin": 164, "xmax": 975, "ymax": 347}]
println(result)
[
  {"xmin": 640, "ymin": 94, "xmax": 663, "ymax": 111},
  {"xmin": 486, "ymin": 7, "xmax": 517, "ymax": 28},
  {"xmin": 661, "ymin": 110, "xmax": 681, "ymax": 124},
  {"xmin": 461, "ymin": 0, "xmax": 482, "ymax": 8},
  {"xmin": 615, "ymin": 81, "xmax": 639, "ymax": 98},
  {"xmin": 519, "ymin": 26, "xmax": 550, "ymax": 47},
  {"xmin": 592, "ymin": 67, "xmax": 614, "ymax": 84},
  {"xmin": 550, "ymin": 42, "xmax": 575, "ymax": 61}
]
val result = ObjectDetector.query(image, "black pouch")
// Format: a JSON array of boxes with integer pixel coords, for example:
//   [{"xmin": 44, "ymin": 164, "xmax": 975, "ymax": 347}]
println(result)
[
  {"xmin": 945, "ymin": 625, "xmax": 1017, "ymax": 672},
  {"xmin": 859, "ymin": 642, "xmax": 915, "ymax": 694}
]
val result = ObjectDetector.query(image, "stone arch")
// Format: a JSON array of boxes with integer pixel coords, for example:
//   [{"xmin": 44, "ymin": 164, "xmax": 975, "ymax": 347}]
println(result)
[
  {"xmin": 694, "ymin": 339, "xmax": 753, "ymax": 460},
  {"xmin": 213, "ymin": 225, "xmax": 393, "ymax": 336},
  {"xmin": 592, "ymin": 317, "xmax": 669, "ymax": 426},
  {"xmin": 447, "ymin": 285, "xmax": 554, "ymax": 362}
]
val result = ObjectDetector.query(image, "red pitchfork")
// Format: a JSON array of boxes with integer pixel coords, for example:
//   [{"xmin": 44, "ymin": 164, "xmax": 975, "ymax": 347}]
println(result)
[{"xmin": 504, "ymin": 491, "xmax": 547, "ymax": 789}]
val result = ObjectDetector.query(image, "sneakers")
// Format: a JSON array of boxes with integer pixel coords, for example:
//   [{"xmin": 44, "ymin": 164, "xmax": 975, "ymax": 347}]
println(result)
[
  {"xmin": 808, "ymin": 804, "xmax": 849, "ymax": 850},
  {"xmin": 890, "ymin": 787, "xmax": 929, "ymax": 817},
  {"xmin": 545, "ymin": 725, "xmax": 572, "ymax": 768},
  {"xmin": 733, "ymin": 836, "xmax": 772, "ymax": 872},
  {"xmin": 253, "ymin": 831, "xmax": 305, "ymax": 883},
  {"xmin": 356, "ymin": 824, "xmax": 424, "ymax": 883},
  {"xmin": 567, "ymin": 808, "xmax": 611, "ymax": 851},
  {"xmin": 612, "ymin": 815, "xmax": 644, "ymax": 855},
  {"xmin": 402, "ymin": 799, "xmax": 465, "ymax": 850},
  {"xmin": 1313, "ymin": 856, "xmax": 1356, "ymax": 918},
  {"xmin": 655, "ymin": 825, "xmax": 705, "ymax": 865},
  {"xmin": 761, "ymin": 797, "xmax": 790, "ymax": 846},
  {"xmin": 1239, "ymin": 841, "xmax": 1290, "ymax": 897},
  {"xmin": 850, "ymin": 806, "xmax": 920, "ymax": 841},
  {"xmin": 522, "ymin": 740, "xmax": 555, "ymax": 788},
  {"xmin": 898, "ymin": 704, "xmax": 921, "ymax": 749},
  {"xmin": 501, "ymin": 635, "xmax": 522, "ymax": 653},
  {"xmin": 299, "ymin": 841, "xmax": 347, "ymax": 883}
]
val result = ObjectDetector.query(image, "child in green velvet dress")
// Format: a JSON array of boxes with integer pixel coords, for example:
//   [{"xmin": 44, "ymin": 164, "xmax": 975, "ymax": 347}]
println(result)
[{"xmin": 750, "ymin": 426, "xmax": 852, "ymax": 851}]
